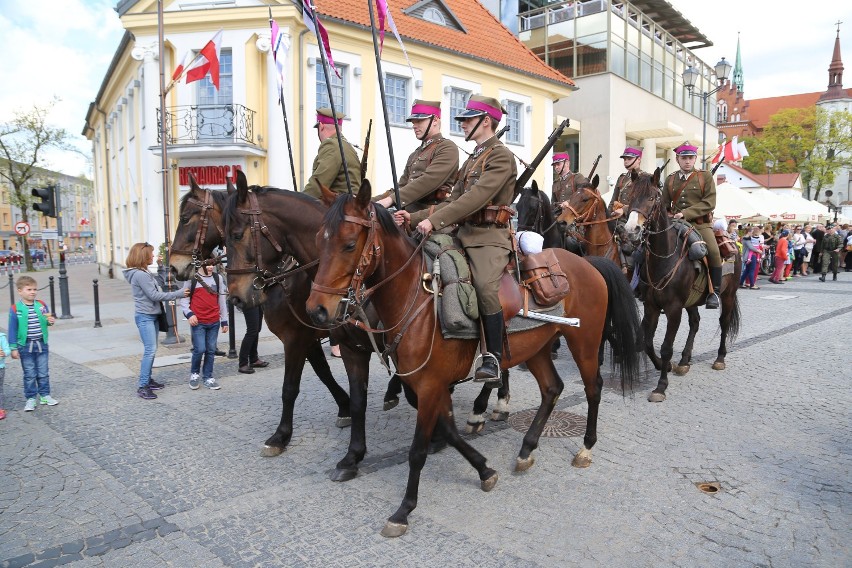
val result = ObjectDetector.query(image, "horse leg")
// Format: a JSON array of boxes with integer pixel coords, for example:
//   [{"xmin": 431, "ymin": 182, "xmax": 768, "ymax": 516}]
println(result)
[
  {"xmin": 466, "ymin": 369, "xmax": 510, "ymax": 433},
  {"xmin": 331, "ymin": 347, "xmax": 371, "ymax": 482},
  {"xmin": 261, "ymin": 335, "xmax": 312, "ymax": 457},
  {"xmin": 642, "ymin": 309, "xmax": 664, "ymax": 370},
  {"xmin": 436, "ymin": 397, "xmax": 497, "ymax": 486},
  {"xmin": 516, "ymin": 349, "xmax": 564, "ymax": 472},
  {"xmin": 649, "ymin": 309, "xmax": 682, "ymax": 402},
  {"xmin": 491, "ymin": 370, "xmax": 511, "ymax": 421},
  {"xmin": 383, "ymin": 374, "xmax": 403, "ymax": 410},
  {"xmin": 673, "ymin": 307, "xmax": 700, "ymax": 375},
  {"xmin": 305, "ymin": 339, "xmax": 351, "ymax": 427},
  {"xmin": 573, "ymin": 351, "xmax": 604, "ymax": 469},
  {"xmin": 713, "ymin": 287, "xmax": 738, "ymax": 370}
]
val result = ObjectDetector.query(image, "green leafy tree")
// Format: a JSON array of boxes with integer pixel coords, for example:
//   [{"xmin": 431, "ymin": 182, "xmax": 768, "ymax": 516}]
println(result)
[{"xmin": 0, "ymin": 99, "xmax": 73, "ymax": 270}]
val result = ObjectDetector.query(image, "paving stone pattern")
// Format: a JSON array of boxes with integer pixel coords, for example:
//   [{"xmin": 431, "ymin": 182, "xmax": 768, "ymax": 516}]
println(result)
[{"xmin": 0, "ymin": 265, "xmax": 849, "ymax": 566}]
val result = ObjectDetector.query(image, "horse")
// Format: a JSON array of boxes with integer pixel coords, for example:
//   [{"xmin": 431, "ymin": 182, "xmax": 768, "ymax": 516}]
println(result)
[
  {"xmin": 557, "ymin": 175, "xmax": 624, "ymax": 272},
  {"xmin": 623, "ymin": 168, "xmax": 741, "ymax": 402},
  {"xmin": 169, "ymin": 172, "xmax": 354, "ymax": 455},
  {"xmin": 515, "ymin": 181, "xmax": 563, "ymax": 249},
  {"xmin": 306, "ymin": 180, "xmax": 642, "ymax": 537}
]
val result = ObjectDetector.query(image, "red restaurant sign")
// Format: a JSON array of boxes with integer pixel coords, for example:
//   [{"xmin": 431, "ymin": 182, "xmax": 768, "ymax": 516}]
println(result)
[{"xmin": 179, "ymin": 165, "xmax": 242, "ymax": 186}]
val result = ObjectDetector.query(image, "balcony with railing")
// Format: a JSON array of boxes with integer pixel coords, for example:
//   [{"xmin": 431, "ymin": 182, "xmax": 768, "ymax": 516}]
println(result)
[{"xmin": 155, "ymin": 104, "xmax": 265, "ymax": 158}]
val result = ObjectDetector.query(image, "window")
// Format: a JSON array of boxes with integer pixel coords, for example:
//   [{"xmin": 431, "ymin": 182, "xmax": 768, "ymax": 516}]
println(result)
[
  {"xmin": 316, "ymin": 64, "xmax": 348, "ymax": 114},
  {"xmin": 197, "ymin": 49, "xmax": 233, "ymax": 140},
  {"xmin": 385, "ymin": 74, "xmax": 409, "ymax": 125},
  {"xmin": 505, "ymin": 101, "xmax": 523, "ymax": 145},
  {"xmin": 717, "ymin": 100, "xmax": 728, "ymax": 123},
  {"xmin": 126, "ymin": 93, "xmax": 135, "ymax": 140},
  {"xmin": 423, "ymin": 7, "xmax": 446, "ymax": 25},
  {"xmin": 449, "ymin": 88, "xmax": 471, "ymax": 134}
]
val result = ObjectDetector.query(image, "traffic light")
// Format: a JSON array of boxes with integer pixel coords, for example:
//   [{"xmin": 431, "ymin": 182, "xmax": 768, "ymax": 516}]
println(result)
[{"xmin": 32, "ymin": 185, "xmax": 56, "ymax": 218}]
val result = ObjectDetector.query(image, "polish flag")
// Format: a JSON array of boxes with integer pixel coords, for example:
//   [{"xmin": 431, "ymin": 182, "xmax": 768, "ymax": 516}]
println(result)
[
  {"xmin": 711, "ymin": 136, "xmax": 743, "ymax": 164},
  {"xmin": 185, "ymin": 30, "xmax": 223, "ymax": 89}
]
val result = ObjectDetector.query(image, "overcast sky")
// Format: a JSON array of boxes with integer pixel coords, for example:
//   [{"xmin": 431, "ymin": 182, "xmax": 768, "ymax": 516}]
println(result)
[{"xmin": 0, "ymin": 0, "xmax": 850, "ymax": 176}]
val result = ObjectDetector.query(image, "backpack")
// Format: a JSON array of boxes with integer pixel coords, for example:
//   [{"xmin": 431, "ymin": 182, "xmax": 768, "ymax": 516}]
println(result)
[{"xmin": 189, "ymin": 272, "xmax": 221, "ymax": 297}]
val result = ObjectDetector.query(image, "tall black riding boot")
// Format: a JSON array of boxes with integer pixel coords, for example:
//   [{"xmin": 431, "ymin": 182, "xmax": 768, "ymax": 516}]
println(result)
[
  {"xmin": 819, "ymin": 273, "xmax": 826, "ymax": 282},
  {"xmin": 706, "ymin": 266, "xmax": 722, "ymax": 310},
  {"xmin": 474, "ymin": 311, "xmax": 504, "ymax": 388}
]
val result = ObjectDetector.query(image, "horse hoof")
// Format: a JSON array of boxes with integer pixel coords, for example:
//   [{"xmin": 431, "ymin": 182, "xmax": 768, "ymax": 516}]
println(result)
[
  {"xmin": 330, "ymin": 467, "xmax": 358, "ymax": 482},
  {"xmin": 648, "ymin": 391, "xmax": 666, "ymax": 403},
  {"xmin": 712, "ymin": 361, "xmax": 726, "ymax": 370},
  {"xmin": 335, "ymin": 416, "xmax": 352, "ymax": 428},
  {"xmin": 481, "ymin": 472, "xmax": 498, "ymax": 492},
  {"xmin": 571, "ymin": 448, "xmax": 592, "ymax": 468},
  {"xmin": 673, "ymin": 365, "xmax": 690, "ymax": 376},
  {"xmin": 260, "ymin": 445, "xmax": 284, "ymax": 457},
  {"xmin": 381, "ymin": 521, "xmax": 408, "ymax": 538},
  {"xmin": 465, "ymin": 421, "xmax": 485, "ymax": 434},
  {"xmin": 490, "ymin": 410, "xmax": 509, "ymax": 422},
  {"xmin": 383, "ymin": 397, "xmax": 399, "ymax": 411},
  {"xmin": 515, "ymin": 455, "xmax": 535, "ymax": 472}
]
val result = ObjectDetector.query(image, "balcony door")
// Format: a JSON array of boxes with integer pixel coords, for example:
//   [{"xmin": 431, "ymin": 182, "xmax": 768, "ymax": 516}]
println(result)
[{"xmin": 197, "ymin": 49, "xmax": 233, "ymax": 141}]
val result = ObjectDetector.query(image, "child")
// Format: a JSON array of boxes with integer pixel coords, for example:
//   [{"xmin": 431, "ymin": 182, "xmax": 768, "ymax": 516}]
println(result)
[
  {"xmin": 0, "ymin": 330, "xmax": 10, "ymax": 419},
  {"xmin": 8, "ymin": 276, "xmax": 57, "ymax": 411},
  {"xmin": 180, "ymin": 265, "xmax": 228, "ymax": 390}
]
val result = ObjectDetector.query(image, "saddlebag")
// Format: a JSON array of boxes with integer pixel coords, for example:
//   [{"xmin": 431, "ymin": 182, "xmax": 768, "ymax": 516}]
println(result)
[
  {"xmin": 520, "ymin": 249, "xmax": 570, "ymax": 307},
  {"xmin": 714, "ymin": 229, "xmax": 738, "ymax": 259}
]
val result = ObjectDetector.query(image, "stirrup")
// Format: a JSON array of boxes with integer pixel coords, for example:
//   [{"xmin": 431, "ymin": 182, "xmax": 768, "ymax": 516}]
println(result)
[
  {"xmin": 705, "ymin": 292, "xmax": 720, "ymax": 309},
  {"xmin": 473, "ymin": 352, "xmax": 500, "ymax": 382}
]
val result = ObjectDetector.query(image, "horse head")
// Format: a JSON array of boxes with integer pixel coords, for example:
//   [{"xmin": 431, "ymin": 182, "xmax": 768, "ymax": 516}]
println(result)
[
  {"xmin": 623, "ymin": 167, "xmax": 663, "ymax": 238},
  {"xmin": 516, "ymin": 181, "xmax": 544, "ymax": 231},
  {"xmin": 558, "ymin": 175, "xmax": 601, "ymax": 224},
  {"xmin": 169, "ymin": 171, "xmax": 230, "ymax": 280},
  {"xmin": 307, "ymin": 179, "xmax": 398, "ymax": 327}
]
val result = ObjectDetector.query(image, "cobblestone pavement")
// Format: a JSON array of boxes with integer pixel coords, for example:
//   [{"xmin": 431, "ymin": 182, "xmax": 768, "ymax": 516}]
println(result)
[{"xmin": 0, "ymin": 265, "xmax": 850, "ymax": 567}]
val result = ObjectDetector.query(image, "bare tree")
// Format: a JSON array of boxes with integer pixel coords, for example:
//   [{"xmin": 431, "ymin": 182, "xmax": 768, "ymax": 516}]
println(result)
[{"xmin": 0, "ymin": 99, "xmax": 72, "ymax": 271}]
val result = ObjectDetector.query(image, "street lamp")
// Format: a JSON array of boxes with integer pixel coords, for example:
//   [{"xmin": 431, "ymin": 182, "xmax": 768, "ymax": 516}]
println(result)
[
  {"xmin": 684, "ymin": 57, "xmax": 733, "ymax": 166},
  {"xmin": 765, "ymin": 159, "xmax": 775, "ymax": 190}
]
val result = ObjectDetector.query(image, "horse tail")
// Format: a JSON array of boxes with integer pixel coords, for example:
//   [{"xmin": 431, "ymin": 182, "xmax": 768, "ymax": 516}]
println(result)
[
  {"xmin": 726, "ymin": 291, "xmax": 741, "ymax": 344},
  {"xmin": 585, "ymin": 256, "xmax": 643, "ymax": 394}
]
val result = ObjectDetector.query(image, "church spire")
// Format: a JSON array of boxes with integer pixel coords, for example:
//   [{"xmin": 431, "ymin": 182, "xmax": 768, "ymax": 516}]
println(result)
[
  {"xmin": 733, "ymin": 32, "xmax": 744, "ymax": 93},
  {"xmin": 819, "ymin": 21, "xmax": 846, "ymax": 102}
]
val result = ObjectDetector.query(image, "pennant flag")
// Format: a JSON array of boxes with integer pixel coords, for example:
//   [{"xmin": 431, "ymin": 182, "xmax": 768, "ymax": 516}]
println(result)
[
  {"xmin": 375, "ymin": 0, "xmax": 416, "ymax": 78},
  {"xmin": 184, "ymin": 30, "xmax": 223, "ymax": 89},
  {"xmin": 269, "ymin": 17, "xmax": 288, "ymax": 92},
  {"xmin": 736, "ymin": 140, "xmax": 749, "ymax": 158},
  {"xmin": 171, "ymin": 50, "xmax": 193, "ymax": 82},
  {"xmin": 711, "ymin": 136, "xmax": 743, "ymax": 164},
  {"xmin": 302, "ymin": 0, "xmax": 340, "ymax": 78}
]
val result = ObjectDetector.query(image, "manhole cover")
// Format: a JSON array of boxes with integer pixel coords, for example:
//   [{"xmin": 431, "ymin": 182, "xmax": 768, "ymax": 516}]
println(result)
[
  {"xmin": 696, "ymin": 481, "xmax": 721, "ymax": 494},
  {"xmin": 508, "ymin": 409, "xmax": 586, "ymax": 438}
]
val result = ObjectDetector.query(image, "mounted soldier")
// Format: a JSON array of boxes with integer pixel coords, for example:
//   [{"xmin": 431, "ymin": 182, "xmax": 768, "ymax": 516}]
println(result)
[
  {"xmin": 304, "ymin": 108, "xmax": 361, "ymax": 198},
  {"xmin": 662, "ymin": 143, "xmax": 722, "ymax": 309},
  {"xmin": 375, "ymin": 100, "xmax": 459, "ymax": 214},
  {"xmin": 552, "ymin": 152, "xmax": 587, "ymax": 207},
  {"xmin": 609, "ymin": 146, "xmax": 646, "ymax": 275},
  {"xmin": 395, "ymin": 95, "xmax": 515, "ymax": 388}
]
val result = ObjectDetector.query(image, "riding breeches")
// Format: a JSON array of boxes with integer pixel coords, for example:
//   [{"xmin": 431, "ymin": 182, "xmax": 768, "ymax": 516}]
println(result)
[
  {"xmin": 694, "ymin": 223, "xmax": 722, "ymax": 267},
  {"xmin": 465, "ymin": 245, "xmax": 511, "ymax": 314}
]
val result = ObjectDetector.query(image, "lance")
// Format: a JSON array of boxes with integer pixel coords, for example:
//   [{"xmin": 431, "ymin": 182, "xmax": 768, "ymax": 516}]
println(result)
[
  {"xmin": 361, "ymin": 119, "xmax": 373, "ymax": 182},
  {"xmin": 587, "ymin": 153, "xmax": 602, "ymax": 179},
  {"xmin": 269, "ymin": 8, "xmax": 299, "ymax": 192},
  {"xmin": 305, "ymin": 3, "xmax": 353, "ymax": 194},
  {"xmin": 366, "ymin": 0, "xmax": 401, "ymax": 209}
]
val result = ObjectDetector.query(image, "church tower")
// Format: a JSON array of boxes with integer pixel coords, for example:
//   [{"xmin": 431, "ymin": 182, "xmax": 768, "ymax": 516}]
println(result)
[
  {"xmin": 733, "ymin": 33, "xmax": 744, "ymax": 94},
  {"xmin": 818, "ymin": 22, "xmax": 848, "ymax": 103}
]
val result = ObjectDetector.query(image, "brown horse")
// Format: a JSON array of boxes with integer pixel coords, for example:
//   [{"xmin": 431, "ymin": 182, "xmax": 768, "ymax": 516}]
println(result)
[
  {"xmin": 169, "ymin": 172, "xmax": 353, "ymax": 455},
  {"xmin": 558, "ymin": 175, "xmax": 624, "ymax": 271},
  {"xmin": 306, "ymin": 181, "xmax": 642, "ymax": 537},
  {"xmin": 623, "ymin": 168, "xmax": 741, "ymax": 402}
]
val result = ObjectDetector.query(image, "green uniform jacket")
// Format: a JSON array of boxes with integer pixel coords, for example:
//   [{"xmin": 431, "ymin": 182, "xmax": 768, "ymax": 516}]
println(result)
[
  {"xmin": 396, "ymin": 135, "xmax": 459, "ymax": 213},
  {"xmin": 303, "ymin": 135, "xmax": 361, "ymax": 198},
  {"xmin": 412, "ymin": 135, "xmax": 517, "ymax": 249},
  {"xmin": 662, "ymin": 169, "xmax": 716, "ymax": 224},
  {"xmin": 821, "ymin": 232, "xmax": 842, "ymax": 253},
  {"xmin": 609, "ymin": 170, "xmax": 646, "ymax": 212},
  {"xmin": 552, "ymin": 172, "xmax": 587, "ymax": 204}
]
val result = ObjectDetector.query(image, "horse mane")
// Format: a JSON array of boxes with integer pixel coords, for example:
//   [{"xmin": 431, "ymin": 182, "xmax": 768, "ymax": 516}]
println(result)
[
  {"xmin": 223, "ymin": 185, "xmax": 321, "ymax": 225},
  {"xmin": 179, "ymin": 186, "xmax": 230, "ymax": 210},
  {"xmin": 323, "ymin": 194, "xmax": 401, "ymax": 237}
]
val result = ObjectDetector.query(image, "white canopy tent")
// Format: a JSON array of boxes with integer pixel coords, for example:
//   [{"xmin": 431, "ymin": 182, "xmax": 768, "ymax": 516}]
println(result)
[{"xmin": 714, "ymin": 182, "xmax": 766, "ymax": 221}]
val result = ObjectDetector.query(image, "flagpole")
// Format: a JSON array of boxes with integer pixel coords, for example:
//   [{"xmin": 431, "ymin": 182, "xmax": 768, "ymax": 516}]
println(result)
[
  {"xmin": 157, "ymin": 0, "xmax": 181, "ymax": 344},
  {"xmin": 269, "ymin": 9, "xmax": 299, "ymax": 191},
  {"xmin": 366, "ymin": 0, "xmax": 401, "ymax": 209},
  {"xmin": 306, "ymin": 3, "xmax": 353, "ymax": 194}
]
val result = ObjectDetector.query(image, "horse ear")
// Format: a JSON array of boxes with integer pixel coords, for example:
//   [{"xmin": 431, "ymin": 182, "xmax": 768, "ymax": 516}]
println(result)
[
  {"xmin": 631, "ymin": 169, "xmax": 639, "ymax": 182},
  {"xmin": 226, "ymin": 177, "xmax": 236, "ymax": 195},
  {"xmin": 653, "ymin": 167, "xmax": 662, "ymax": 187},
  {"xmin": 318, "ymin": 183, "xmax": 337, "ymax": 207},
  {"xmin": 591, "ymin": 174, "xmax": 600, "ymax": 189},
  {"xmin": 188, "ymin": 172, "xmax": 201, "ymax": 195},
  {"xmin": 236, "ymin": 172, "xmax": 250, "ymax": 205},
  {"xmin": 531, "ymin": 180, "xmax": 539, "ymax": 193},
  {"xmin": 356, "ymin": 179, "xmax": 372, "ymax": 207}
]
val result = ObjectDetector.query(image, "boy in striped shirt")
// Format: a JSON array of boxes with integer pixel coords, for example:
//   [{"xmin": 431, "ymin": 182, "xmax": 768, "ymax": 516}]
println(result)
[{"xmin": 8, "ymin": 276, "xmax": 57, "ymax": 411}]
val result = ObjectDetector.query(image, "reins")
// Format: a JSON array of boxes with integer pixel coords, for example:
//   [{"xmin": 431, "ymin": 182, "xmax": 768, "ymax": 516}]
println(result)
[
  {"xmin": 171, "ymin": 189, "xmax": 226, "ymax": 267},
  {"xmin": 635, "ymin": 189, "xmax": 694, "ymax": 292}
]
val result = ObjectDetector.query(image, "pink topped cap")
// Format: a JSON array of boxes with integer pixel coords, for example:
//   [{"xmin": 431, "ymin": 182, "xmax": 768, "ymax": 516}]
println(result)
[{"xmin": 552, "ymin": 153, "xmax": 570, "ymax": 164}]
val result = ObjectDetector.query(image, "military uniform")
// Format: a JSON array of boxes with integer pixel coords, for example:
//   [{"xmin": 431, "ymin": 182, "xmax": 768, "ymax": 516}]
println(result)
[
  {"xmin": 609, "ymin": 146, "xmax": 645, "ymax": 214},
  {"xmin": 552, "ymin": 171, "xmax": 587, "ymax": 204},
  {"xmin": 820, "ymin": 230, "xmax": 842, "ymax": 280},
  {"xmin": 303, "ymin": 108, "xmax": 361, "ymax": 199}
]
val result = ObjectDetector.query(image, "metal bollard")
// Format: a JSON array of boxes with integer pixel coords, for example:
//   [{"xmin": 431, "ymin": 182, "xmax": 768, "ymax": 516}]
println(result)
[
  {"xmin": 93, "ymin": 279, "xmax": 102, "ymax": 328},
  {"xmin": 49, "ymin": 276, "xmax": 56, "ymax": 315},
  {"xmin": 8, "ymin": 273, "xmax": 14, "ymax": 306},
  {"xmin": 227, "ymin": 301, "xmax": 237, "ymax": 358}
]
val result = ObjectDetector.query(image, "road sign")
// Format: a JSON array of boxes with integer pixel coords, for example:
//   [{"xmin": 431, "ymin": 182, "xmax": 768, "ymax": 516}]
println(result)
[
  {"xmin": 14, "ymin": 221, "xmax": 30, "ymax": 236},
  {"xmin": 42, "ymin": 229, "xmax": 58, "ymax": 241}
]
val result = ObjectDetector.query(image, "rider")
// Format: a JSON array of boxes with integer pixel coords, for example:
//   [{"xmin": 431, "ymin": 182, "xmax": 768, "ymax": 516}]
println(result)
[
  {"xmin": 609, "ymin": 146, "xmax": 646, "ymax": 274},
  {"xmin": 662, "ymin": 143, "xmax": 722, "ymax": 309},
  {"xmin": 303, "ymin": 108, "xmax": 361, "ymax": 198},
  {"xmin": 395, "ymin": 96, "xmax": 516, "ymax": 388},
  {"xmin": 375, "ymin": 100, "xmax": 459, "ymax": 214},
  {"xmin": 552, "ymin": 152, "xmax": 587, "ymax": 207}
]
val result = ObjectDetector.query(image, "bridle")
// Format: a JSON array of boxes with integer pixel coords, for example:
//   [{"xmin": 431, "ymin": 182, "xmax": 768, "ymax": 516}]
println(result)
[
  {"xmin": 517, "ymin": 189, "xmax": 546, "ymax": 234},
  {"xmin": 171, "ymin": 189, "xmax": 226, "ymax": 268},
  {"xmin": 225, "ymin": 190, "xmax": 309, "ymax": 290}
]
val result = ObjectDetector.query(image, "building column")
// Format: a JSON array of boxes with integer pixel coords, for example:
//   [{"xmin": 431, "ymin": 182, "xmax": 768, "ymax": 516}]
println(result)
[{"xmin": 641, "ymin": 139, "xmax": 657, "ymax": 171}]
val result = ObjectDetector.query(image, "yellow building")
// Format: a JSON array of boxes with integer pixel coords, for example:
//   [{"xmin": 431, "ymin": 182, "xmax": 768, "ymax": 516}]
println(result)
[{"xmin": 84, "ymin": 0, "xmax": 574, "ymax": 272}]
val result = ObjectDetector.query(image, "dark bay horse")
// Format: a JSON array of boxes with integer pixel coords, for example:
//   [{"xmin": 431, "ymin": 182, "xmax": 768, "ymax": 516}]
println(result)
[
  {"xmin": 557, "ymin": 175, "xmax": 623, "ymax": 271},
  {"xmin": 169, "ymin": 173, "xmax": 353, "ymax": 454},
  {"xmin": 515, "ymin": 181, "xmax": 563, "ymax": 249},
  {"xmin": 306, "ymin": 181, "xmax": 642, "ymax": 537},
  {"xmin": 623, "ymin": 168, "xmax": 741, "ymax": 402}
]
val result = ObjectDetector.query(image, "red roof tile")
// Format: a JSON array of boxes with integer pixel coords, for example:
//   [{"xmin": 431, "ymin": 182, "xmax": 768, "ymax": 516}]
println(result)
[
  {"xmin": 314, "ymin": 0, "xmax": 574, "ymax": 87},
  {"xmin": 746, "ymin": 90, "xmax": 852, "ymax": 129}
]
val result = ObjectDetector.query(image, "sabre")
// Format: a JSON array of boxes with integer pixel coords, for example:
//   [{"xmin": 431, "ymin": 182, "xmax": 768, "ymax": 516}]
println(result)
[{"xmin": 517, "ymin": 309, "xmax": 580, "ymax": 327}]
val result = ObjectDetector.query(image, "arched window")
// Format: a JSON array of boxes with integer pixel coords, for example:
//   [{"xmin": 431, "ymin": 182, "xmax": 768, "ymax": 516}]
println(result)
[{"xmin": 717, "ymin": 100, "xmax": 728, "ymax": 123}]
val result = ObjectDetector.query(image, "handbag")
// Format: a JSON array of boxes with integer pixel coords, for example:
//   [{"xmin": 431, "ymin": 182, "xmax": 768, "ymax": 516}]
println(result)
[{"xmin": 157, "ymin": 302, "xmax": 170, "ymax": 332}]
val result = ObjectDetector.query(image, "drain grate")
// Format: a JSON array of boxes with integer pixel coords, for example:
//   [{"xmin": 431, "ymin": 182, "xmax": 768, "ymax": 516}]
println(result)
[
  {"xmin": 696, "ymin": 481, "xmax": 721, "ymax": 494},
  {"xmin": 508, "ymin": 409, "xmax": 586, "ymax": 438}
]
